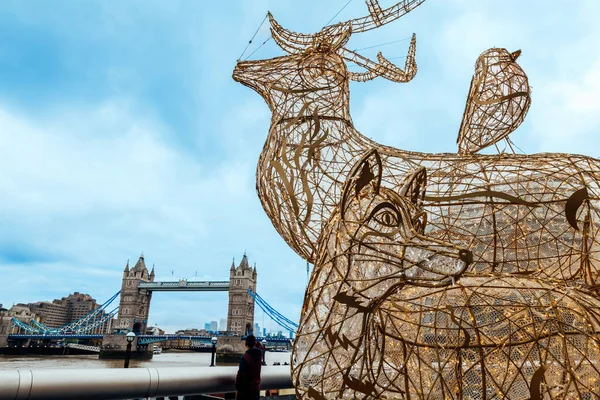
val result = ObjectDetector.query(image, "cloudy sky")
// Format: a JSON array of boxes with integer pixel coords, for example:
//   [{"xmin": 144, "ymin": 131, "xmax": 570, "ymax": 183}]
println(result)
[{"xmin": 1, "ymin": 0, "xmax": 599, "ymax": 334}]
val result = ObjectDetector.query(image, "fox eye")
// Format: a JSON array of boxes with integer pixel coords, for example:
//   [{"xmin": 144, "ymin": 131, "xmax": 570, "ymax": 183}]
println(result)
[
  {"xmin": 370, "ymin": 203, "xmax": 401, "ymax": 227},
  {"xmin": 375, "ymin": 210, "xmax": 398, "ymax": 227}
]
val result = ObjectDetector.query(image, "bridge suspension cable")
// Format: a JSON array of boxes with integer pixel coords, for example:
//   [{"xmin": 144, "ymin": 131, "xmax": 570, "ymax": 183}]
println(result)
[
  {"xmin": 11, "ymin": 291, "xmax": 121, "ymax": 335},
  {"xmin": 248, "ymin": 289, "xmax": 298, "ymax": 333}
]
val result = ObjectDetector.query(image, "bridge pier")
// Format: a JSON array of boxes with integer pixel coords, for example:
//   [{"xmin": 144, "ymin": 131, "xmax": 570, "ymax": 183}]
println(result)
[
  {"xmin": 99, "ymin": 334, "xmax": 152, "ymax": 360},
  {"xmin": 215, "ymin": 336, "xmax": 247, "ymax": 366},
  {"xmin": 0, "ymin": 334, "xmax": 7, "ymax": 348}
]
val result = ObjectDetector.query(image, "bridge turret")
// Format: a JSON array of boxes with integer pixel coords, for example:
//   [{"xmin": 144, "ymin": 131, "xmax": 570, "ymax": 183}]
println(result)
[
  {"xmin": 115, "ymin": 255, "xmax": 153, "ymax": 334},
  {"xmin": 227, "ymin": 252, "xmax": 257, "ymax": 336}
]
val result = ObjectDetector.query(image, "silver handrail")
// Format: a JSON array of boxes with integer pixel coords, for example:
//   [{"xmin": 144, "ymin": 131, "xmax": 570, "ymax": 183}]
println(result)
[{"xmin": 0, "ymin": 366, "xmax": 293, "ymax": 400}]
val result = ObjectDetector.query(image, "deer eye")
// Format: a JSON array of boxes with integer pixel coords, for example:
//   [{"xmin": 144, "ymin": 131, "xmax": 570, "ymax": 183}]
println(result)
[{"xmin": 369, "ymin": 203, "xmax": 401, "ymax": 228}]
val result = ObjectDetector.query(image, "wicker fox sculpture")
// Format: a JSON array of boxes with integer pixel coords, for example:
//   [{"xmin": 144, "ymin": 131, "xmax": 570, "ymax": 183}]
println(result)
[
  {"xmin": 232, "ymin": 0, "xmax": 600, "ymax": 288},
  {"xmin": 291, "ymin": 150, "xmax": 600, "ymax": 399}
]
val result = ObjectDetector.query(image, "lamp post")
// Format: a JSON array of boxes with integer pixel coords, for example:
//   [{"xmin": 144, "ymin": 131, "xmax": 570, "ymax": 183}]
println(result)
[
  {"xmin": 210, "ymin": 336, "xmax": 218, "ymax": 367},
  {"xmin": 124, "ymin": 332, "xmax": 136, "ymax": 369},
  {"xmin": 261, "ymin": 339, "xmax": 267, "ymax": 366}
]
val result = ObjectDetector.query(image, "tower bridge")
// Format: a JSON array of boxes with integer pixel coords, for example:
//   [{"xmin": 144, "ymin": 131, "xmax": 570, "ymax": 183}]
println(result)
[
  {"xmin": 115, "ymin": 253, "xmax": 256, "ymax": 336},
  {"xmin": 6, "ymin": 252, "xmax": 295, "ymax": 350}
]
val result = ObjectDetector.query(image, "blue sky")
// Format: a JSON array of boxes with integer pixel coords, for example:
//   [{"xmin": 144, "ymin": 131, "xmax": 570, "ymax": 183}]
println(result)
[{"xmin": 1, "ymin": 0, "xmax": 599, "ymax": 333}]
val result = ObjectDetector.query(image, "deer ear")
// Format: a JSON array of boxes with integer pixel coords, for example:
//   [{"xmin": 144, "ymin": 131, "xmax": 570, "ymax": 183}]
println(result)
[
  {"xmin": 399, "ymin": 167, "xmax": 427, "ymax": 206},
  {"xmin": 341, "ymin": 149, "xmax": 382, "ymax": 218}
]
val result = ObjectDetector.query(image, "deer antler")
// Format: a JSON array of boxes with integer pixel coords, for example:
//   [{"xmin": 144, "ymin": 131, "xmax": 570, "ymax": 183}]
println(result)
[
  {"xmin": 268, "ymin": 0, "xmax": 425, "ymax": 53},
  {"xmin": 342, "ymin": 33, "xmax": 417, "ymax": 82},
  {"xmin": 269, "ymin": 12, "xmax": 351, "ymax": 54},
  {"xmin": 269, "ymin": 12, "xmax": 322, "ymax": 54},
  {"xmin": 351, "ymin": 0, "xmax": 427, "ymax": 33}
]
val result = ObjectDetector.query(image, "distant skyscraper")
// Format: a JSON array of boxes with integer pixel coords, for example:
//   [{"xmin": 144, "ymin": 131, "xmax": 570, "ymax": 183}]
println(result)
[
  {"xmin": 219, "ymin": 318, "xmax": 227, "ymax": 332},
  {"xmin": 204, "ymin": 322, "xmax": 210, "ymax": 331},
  {"xmin": 254, "ymin": 323, "xmax": 260, "ymax": 335},
  {"xmin": 210, "ymin": 321, "xmax": 218, "ymax": 332},
  {"xmin": 263, "ymin": 328, "xmax": 266, "ymax": 336}
]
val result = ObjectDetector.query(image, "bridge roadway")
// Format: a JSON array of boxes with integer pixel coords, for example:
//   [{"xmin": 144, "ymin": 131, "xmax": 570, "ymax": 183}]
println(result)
[
  {"xmin": 138, "ymin": 280, "xmax": 229, "ymax": 291},
  {"xmin": 8, "ymin": 333, "xmax": 292, "ymax": 344}
]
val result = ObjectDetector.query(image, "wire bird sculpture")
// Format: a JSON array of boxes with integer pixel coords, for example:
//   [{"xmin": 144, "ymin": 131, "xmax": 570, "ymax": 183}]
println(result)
[
  {"xmin": 457, "ymin": 48, "xmax": 531, "ymax": 154},
  {"xmin": 231, "ymin": 0, "xmax": 600, "ymax": 398},
  {"xmin": 292, "ymin": 151, "xmax": 600, "ymax": 399}
]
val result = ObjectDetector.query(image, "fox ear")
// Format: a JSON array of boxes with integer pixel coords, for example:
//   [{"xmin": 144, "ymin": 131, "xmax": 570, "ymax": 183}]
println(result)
[
  {"xmin": 341, "ymin": 149, "xmax": 382, "ymax": 219},
  {"xmin": 399, "ymin": 167, "xmax": 427, "ymax": 206}
]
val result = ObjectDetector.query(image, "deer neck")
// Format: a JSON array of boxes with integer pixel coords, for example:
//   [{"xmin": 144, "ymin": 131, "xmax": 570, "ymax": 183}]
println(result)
[{"xmin": 265, "ymin": 87, "xmax": 364, "ymax": 147}]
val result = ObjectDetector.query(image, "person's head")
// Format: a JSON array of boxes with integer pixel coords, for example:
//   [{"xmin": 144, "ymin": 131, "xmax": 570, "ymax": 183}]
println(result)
[{"xmin": 245, "ymin": 335, "xmax": 256, "ymax": 349}]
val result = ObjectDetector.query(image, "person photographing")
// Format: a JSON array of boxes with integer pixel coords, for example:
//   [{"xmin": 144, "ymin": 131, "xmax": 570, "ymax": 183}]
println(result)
[{"xmin": 235, "ymin": 335, "xmax": 262, "ymax": 400}]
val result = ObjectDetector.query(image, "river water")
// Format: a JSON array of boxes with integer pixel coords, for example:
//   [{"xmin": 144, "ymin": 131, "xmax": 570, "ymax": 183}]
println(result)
[{"xmin": 0, "ymin": 350, "xmax": 293, "ymax": 369}]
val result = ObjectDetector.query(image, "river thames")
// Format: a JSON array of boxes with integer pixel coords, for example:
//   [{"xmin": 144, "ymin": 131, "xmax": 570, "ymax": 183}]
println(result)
[{"xmin": 0, "ymin": 350, "xmax": 293, "ymax": 369}]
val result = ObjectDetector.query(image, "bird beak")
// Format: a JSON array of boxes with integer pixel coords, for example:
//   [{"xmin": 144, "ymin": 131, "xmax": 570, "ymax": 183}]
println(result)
[{"xmin": 511, "ymin": 49, "xmax": 522, "ymax": 60}]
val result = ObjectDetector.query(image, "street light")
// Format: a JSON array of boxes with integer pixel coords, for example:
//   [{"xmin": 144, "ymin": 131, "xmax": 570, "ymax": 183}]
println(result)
[
  {"xmin": 210, "ymin": 336, "xmax": 218, "ymax": 367},
  {"xmin": 261, "ymin": 339, "xmax": 267, "ymax": 366},
  {"xmin": 124, "ymin": 332, "xmax": 136, "ymax": 368}
]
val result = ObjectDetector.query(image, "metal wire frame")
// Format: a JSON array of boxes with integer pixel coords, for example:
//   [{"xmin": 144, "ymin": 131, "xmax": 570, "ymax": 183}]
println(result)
[
  {"xmin": 232, "ymin": 10, "xmax": 600, "ymax": 290},
  {"xmin": 232, "ymin": 1, "xmax": 600, "ymax": 398}
]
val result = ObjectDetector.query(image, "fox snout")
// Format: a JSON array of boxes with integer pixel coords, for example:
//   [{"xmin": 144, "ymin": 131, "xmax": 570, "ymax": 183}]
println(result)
[{"xmin": 402, "ymin": 236, "xmax": 472, "ymax": 287}]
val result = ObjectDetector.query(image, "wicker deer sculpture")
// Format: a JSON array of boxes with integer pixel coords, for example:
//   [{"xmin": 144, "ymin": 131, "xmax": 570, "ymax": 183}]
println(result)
[
  {"xmin": 291, "ymin": 150, "xmax": 600, "ymax": 399},
  {"xmin": 232, "ymin": 0, "xmax": 600, "ymax": 289}
]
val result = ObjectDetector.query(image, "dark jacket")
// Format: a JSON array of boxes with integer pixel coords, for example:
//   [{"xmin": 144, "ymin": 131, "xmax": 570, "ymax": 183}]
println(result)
[{"xmin": 235, "ymin": 347, "xmax": 262, "ymax": 397}]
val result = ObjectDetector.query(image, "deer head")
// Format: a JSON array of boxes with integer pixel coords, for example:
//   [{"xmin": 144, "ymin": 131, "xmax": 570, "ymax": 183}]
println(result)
[{"xmin": 232, "ymin": 0, "xmax": 423, "ymax": 119}]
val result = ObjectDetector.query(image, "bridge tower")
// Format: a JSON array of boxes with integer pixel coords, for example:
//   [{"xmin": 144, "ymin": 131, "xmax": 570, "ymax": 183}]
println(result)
[
  {"xmin": 227, "ymin": 253, "xmax": 257, "ymax": 335},
  {"xmin": 115, "ymin": 255, "xmax": 155, "ymax": 334}
]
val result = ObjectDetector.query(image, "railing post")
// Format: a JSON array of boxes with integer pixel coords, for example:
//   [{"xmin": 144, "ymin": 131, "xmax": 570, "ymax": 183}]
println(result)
[{"xmin": 124, "ymin": 341, "xmax": 132, "ymax": 368}]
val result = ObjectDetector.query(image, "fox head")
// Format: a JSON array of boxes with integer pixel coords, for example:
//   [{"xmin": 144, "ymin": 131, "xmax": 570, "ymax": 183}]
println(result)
[
  {"xmin": 327, "ymin": 149, "xmax": 472, "ymax": 293},
  {"xmin": 293, "ymin": 149, "xmax": 473, "ymax": 398}
]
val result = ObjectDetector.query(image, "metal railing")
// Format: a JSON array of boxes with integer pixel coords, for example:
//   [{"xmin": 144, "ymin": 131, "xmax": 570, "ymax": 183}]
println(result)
[{"xmin": 0, "ymin": 366, "xmax": 293, "ymax": 400}]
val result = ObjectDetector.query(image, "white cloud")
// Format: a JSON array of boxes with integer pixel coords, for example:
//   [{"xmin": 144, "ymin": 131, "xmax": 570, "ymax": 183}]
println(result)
[{"xmin": 529, "ymin": 56, "xmax": 600, "ymax": 152}]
